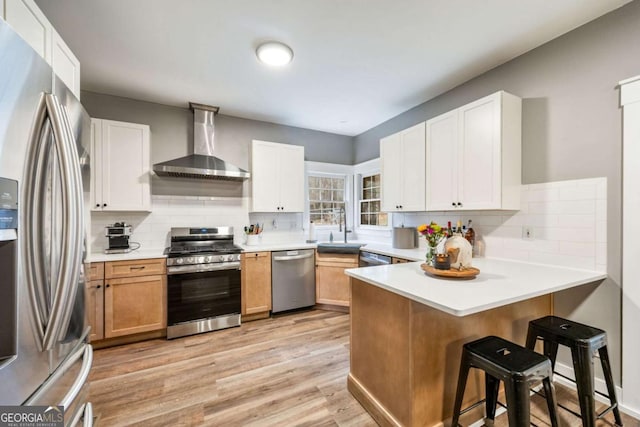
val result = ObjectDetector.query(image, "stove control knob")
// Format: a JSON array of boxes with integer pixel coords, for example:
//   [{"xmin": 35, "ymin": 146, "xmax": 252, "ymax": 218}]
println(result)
[
  {"xmin": 175, "ymin": 258, "xmax": 184, "ymax": 265},
  {"xmin": 186, "ymin": 257, "xmax": 194, "ymax": 264},
  {"xmin": 205, "ymin": 256, "xmax": 212, "ymax": 263}
]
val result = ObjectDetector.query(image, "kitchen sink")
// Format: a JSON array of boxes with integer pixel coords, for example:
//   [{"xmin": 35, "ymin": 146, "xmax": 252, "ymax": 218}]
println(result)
[{"xmin": 316, "ymin": 242, "xmax": 364, "ymax": 254}]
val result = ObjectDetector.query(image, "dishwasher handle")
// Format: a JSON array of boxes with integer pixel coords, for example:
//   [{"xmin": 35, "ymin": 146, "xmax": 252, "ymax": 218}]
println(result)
[{"xmin": 273, "ymin": 253, "xmax": 314, "ymax": 262}]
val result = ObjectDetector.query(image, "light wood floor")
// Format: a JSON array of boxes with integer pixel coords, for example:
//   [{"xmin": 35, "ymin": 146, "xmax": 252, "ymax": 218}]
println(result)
[{"xmin": 90, "ymin": 309, "xmax": 638, "ymax": 427}]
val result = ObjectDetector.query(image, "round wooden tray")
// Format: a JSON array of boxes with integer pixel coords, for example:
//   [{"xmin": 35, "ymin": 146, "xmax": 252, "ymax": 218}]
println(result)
[{"xmin": 421, "ymin": 263, "xmax": 480, "ymax": 279}]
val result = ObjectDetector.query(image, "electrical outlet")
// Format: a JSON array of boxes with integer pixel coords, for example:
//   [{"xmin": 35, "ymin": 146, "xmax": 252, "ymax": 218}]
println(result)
[{"xmin": 522, "ymin": 226, "xmax": 534, "ymax": 240}]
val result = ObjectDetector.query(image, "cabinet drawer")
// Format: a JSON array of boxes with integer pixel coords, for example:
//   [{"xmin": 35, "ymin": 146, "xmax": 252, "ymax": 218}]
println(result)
[
  {"xmin": 87, "ymin": 262, "xmax": 104, "ymax": 281},
  {"xmin": 243, "ymin": 251, "xmax": 270, "ymax": 259},
  {"xmin": 105, "ymin": 258, "xmax": 166, "ymax": 279},
  {"xmin": 315, "ymin": 252, "xmax": 358, "ymax": 266}
]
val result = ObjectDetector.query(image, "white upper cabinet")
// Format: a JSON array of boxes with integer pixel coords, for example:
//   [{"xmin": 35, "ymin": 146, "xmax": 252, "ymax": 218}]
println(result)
[
  {"xmin": 4, "ymin": 0, "xmax": 81, "ymax": 98},
  {"xmin": 51, "ymin": 27, "xmax": 80, "ymax": 98},
  {"xmin": 92, "ymin": 119, "xmax": 151, "ymax": 212},
  {"xmin": 1, "ymin": 1, "xmax": 6, "ymax": 19},
  {"xmin": 380, "ymin": 122, "xmax": 426, "ymax": 212},
  {"xmin": 4, "ymin": 0, "xmax": 50, "ymax": 60},
  {"xmin": 426, "ymin": 91, "xmax": 522, "ymax": 211},
  {"xmin": 251, "ymin": 140, "xmax": 305, "ymax": 213}
]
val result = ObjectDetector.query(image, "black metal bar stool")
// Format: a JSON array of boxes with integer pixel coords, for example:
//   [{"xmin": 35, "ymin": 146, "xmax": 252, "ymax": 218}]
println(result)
[
  {"xmin": 526, "ymin": 315, "xmax": 623, "ymax": 427},
  {"xmin": 451, "ymin": 335, "xmax": 559, "ymax": 427}
]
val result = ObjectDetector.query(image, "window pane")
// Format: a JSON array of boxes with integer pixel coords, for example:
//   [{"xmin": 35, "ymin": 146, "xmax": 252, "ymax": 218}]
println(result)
[
  {"xmin": 373, "ymin": 174, "xmax": 380, "ymax": 186},
  {"xmin": 371, "ymin": 187, "xmax": 380, "ymax": 199},
  {"xmin": 361, "ymin": 201, "xmax": 369, "ymax": 213},
  {"xmin": 361, "ymin": 214, "xmax": 368, "ymax": 225},
  {"xmin": 334, "ymin": 190, "xmax": 343, "ymax": 201},
  {"xmin": 371, "ymin": 200, "xmax": 380, "ymax": 212},
  {"xmin": 319, "ymin": 178, "xmax": 331, "ymax": 189},
  {"xmin": 378, "ymin": 213, "xmax": 388, "ymax": 226},
  {"xmin": 363, "ymin": 188, "xmax": 372, "ymax": 200},
  {"xmin": 363, "ymin": 176, "xmax": 372, "ymax": 189},
  {"xmin": 309, "ymin": 189, "xmax": 320, "ymax": 201},
  {"xmin": 370, "ymin": 214, "xmax": 378, "ymax": 225},
  {"xmin": 308, "ymin": 176, "xmax": 320, "ymax": 188}
]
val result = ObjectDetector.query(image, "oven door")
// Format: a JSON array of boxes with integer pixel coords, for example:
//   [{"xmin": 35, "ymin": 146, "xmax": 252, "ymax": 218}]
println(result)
[{"xmin": 167, "ymin": 267, "xmax": 241, "ymax": 326}]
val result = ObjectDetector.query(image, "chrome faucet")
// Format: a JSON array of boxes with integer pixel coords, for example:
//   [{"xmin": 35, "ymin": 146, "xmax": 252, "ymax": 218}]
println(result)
[{"xmin": 338, "ymin": 206, "xmax": 351, "ymax": 243}]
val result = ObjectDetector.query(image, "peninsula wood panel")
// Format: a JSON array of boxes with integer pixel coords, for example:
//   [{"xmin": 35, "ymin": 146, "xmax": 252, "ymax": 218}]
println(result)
[
  {"xmin": 349, "ymin": 278, "xmax": 551, "ymax": 427},
  {"xmin": 86, "ymin": 279, "xmax": 104, "ymax": 342},
  {"xmin": 241, "ymin": 251, "xmax": 271, "ymax": 318}
]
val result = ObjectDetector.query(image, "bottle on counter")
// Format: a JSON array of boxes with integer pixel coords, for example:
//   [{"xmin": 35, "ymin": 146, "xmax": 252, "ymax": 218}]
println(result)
[
  {"xmin": 447, "ymin": 221, "xmax": 453, "ymax": 237},
  {"xmin": 465, "ymin": 220, "xmax": 476, "ymax": 256},
  {"xmin": 456, "ymin": 220, "xmax": 463, "ymax": 235}
]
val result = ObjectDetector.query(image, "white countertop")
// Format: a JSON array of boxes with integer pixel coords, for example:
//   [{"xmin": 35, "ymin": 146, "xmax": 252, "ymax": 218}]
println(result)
[
  {"xmin": 87, "ymin": 249, "xmax": 167, "ymax": 263},
  {"xmin": 345, "ymin": 258, "xmax": 606, "ymax": 317}
]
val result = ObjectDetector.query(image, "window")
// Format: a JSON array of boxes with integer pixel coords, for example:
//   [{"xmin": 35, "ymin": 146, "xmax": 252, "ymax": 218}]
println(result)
[
  {"xmin": 308, "ymin": 175, "xmax": 346, "ymax": 225},
  {"xmin": 359, "ymin": 173, "xmax": 388, "ymax": 227}
]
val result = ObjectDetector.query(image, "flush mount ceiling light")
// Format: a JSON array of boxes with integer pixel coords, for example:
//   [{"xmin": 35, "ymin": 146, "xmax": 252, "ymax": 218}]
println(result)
[{"xmin": 256, "ymin": 41, "xmax": 293, "ymax": 66}]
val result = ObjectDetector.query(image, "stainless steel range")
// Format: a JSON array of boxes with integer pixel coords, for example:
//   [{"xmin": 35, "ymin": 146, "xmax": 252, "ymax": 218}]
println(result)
[{"xmin": 165, "ymin": 227, "xmax": 242, "ymax": 339}]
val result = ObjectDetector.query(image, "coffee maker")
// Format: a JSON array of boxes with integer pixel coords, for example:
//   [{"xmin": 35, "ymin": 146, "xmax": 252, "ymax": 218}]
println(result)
[{"xmin": 105, "ymin": 222, "xmax": 132, "ymax": 253}]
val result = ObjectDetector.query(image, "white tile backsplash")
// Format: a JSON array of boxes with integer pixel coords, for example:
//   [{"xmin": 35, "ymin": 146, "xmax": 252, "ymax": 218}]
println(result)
[
  {"xmin": 392, "ymin": 177, "xmax": 607, "ymax": 272},
  {"xmin": 91, "ymin": 178, "xmax": 607, "ymax": 273},
  {"xmin": 90, "ymin": 196, "xmax": 306, "ymax": 253}
]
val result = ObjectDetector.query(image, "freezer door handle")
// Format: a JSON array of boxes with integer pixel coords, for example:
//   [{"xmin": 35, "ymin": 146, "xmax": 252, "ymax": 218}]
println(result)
[
  {"xmin": 60, "ymin": 344, "xmax": 93, "ymax": 410},
  {"xmin": 83, "ymin": 402, "xmax": 94, "ymax": 427}
]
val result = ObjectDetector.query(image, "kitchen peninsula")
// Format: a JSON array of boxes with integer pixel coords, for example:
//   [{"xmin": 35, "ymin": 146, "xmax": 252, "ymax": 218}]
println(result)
[{"xmin": 345, "ymin": 259, "xmax": 606, "ymax": 427}]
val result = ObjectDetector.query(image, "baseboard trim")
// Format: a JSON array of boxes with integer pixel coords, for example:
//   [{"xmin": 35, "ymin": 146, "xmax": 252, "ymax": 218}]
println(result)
[
  {"xmin": 553, "ymin": 362, "xmax": 640, "ymax": 418},
  {"xmin": 346, "ymin": 373, "xmax": 402, "ymax": 427}
]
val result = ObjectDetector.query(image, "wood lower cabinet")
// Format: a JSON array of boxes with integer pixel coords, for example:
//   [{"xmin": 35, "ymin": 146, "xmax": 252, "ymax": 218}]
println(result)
[
  {"xmin": 87, "ymin": 258, "xmax": 167, "ymax": 343},
  {"xmin": 316, "ymin": 252, "xmax": 359, "ymax": 307},
  {"xmin": 104, "ymin": 274, "xmax": 167, "ymax": 338},
  {"xmin": 86, "ymin": 279, "xmax": 104, "ymax": 342},
  {"xmin": 241, "ymin": 251, "xmax": 272, "ymax": 320}
]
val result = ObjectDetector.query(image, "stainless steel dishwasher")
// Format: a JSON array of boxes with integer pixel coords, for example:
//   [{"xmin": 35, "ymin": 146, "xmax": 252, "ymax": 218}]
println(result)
[{"xmin": 271, "ymin": 249, "xmax": 316, "ymax": 313}]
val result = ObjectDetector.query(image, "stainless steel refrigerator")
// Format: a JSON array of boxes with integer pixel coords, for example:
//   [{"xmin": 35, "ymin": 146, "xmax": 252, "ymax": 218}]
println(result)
[{"xmin": 0, "ymin": 18, "xmax": 93, "ymax": 426}]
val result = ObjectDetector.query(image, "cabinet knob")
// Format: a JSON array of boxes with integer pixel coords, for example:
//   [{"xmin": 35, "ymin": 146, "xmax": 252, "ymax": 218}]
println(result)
[
  {"xmin": 452, "ymin": 202, "xmax": 456, "ymax": 207},
  {"xmin": 255, "ymin": 253, "xmax": 259, "ymax": 257},
  {"xmin": 399, "ymin": 205, "xmax": 403, "ymax": 209},
  {"xmin": 96, "ymin": 285, "xmax": 101, "ymax": 289},
  {"xmin": 105, "ymin": 284, "xmax": 110, "ymax": 288},
  {"xmin": 95, "ymin": 203, "xmax": 100, "ymax": 208},
  {"xmin": 457, "ymin": 202, "xmax": 462, "ymax": 207},
  {"xmin": 103, "ymin": 203, "xmax": 107, "ymax": 207}
]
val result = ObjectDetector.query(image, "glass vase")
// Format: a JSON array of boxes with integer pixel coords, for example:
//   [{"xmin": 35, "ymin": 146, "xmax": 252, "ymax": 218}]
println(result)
[{"xmin": 426, "ymin": 245, "xmax": 437, "ymax": 266}]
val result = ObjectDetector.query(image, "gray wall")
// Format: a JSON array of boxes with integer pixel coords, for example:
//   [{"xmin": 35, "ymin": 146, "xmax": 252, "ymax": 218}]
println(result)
[
  {"xmin": 81, "ymin": 91, "xmax": 354, "ymax": 166},
  {"xmin": 353, "ymin": 1, "xmax": 640, "ymax": 383},
  {"xmin": 81, "ymin": 91, "xmax": 354, "ymax": 196}
]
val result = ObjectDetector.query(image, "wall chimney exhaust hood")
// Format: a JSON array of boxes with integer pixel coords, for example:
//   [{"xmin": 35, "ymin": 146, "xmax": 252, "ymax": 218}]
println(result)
[{"xmin": 153, "ymin": 103, "xmax": 250, "ymax": 181}]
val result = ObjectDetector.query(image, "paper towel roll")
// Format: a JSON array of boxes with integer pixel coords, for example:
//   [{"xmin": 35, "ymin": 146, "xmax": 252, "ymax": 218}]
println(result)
[{"xmin": 308, "ymin": 221, "xmax": 317, "ymax": 242}]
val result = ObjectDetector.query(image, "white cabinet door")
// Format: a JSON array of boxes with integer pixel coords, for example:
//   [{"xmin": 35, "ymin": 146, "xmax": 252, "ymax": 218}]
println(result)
[
  {"xmin": 250, "ymin": 140, "xmax": 305, "ymax": 212},
  {"xmin": 51, "ymin": 28, "xmax": 80, "ymax": 99},
  {"xmin": 399, "ymin": 122, "xmax": 426, "ymax": 211},
  {"xmin": 90, "ymin": 119, "xmax": 103, "ymax": 210},
  {"xmin": 92, "ymin": 119, "xmax": 151, "ymax": 211},
  {"xmin": 4, "ymin": 0, "xmax": 51, "ymax": 62},
  {"xmin": 380, "ymin": 132, "xmax": 402, "ymax": 212},
  {"xmin": 380, "ymin": 123, "xmax": 426, "ymax": 212},
  {"xmin": 458, "ymin": 93, "xmax": 502, "ymax": 210},
  {"xmin": 1, "ymin": 1, "xmax": 6, "ymax": 19},
  {"xmin": 278, "ymin": 144, "xmax": 305, "ymax": 212},
  {"xmin": 251, "ymin": 140, "xmax": 281, "ymax": 212},
  {"xmin": 425, "ymin": 91, "xmax": 521, "ymax": 211},
  {"xmin": 426, "ymin": 110, "xmax": 458, "ymax": 210}
]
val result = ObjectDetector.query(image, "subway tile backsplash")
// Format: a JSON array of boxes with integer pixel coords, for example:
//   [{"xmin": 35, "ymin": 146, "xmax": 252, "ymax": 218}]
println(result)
[
  {"xmin": 91, "ymin": 177, "xmax": 606, "ymax": 272},
  {"xmin": 393, "ymin": 177, "xmax": 607, "ymax": 272}
]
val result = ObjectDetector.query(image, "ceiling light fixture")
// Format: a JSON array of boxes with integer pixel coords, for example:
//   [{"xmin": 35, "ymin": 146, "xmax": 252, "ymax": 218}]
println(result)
[{"xmin": 256, "ymin": 41, "xmax": 293, "ymax": 67}]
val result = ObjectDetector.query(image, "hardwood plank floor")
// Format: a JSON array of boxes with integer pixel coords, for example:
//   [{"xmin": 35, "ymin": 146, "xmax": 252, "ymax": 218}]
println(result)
[{"xmin": 90, "ymin": 309, "xmax": 639, "ymax": 427}]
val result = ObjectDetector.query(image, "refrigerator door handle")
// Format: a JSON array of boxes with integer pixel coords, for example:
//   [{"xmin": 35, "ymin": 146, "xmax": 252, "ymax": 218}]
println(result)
[
  {"xmin": 22, "ymin": 94, "xmax": 53, "ymax": 347},
  {"xmin": 41, "ymin": 94, "xmax": 79, "ymax": 351}
]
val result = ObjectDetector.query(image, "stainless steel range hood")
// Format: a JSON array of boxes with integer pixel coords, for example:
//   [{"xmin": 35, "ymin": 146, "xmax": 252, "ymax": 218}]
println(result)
[{"xmin": 153, "ymin": 103, "xmax": 250, "ymax": 181}]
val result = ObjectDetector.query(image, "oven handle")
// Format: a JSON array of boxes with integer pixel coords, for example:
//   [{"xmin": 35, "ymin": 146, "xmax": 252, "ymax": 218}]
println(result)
[
  {"xmin": 167, "ymin": 261, "xmax": 241, "ymax": 275},
  {"xmin": 272, "ymin": 253, "xmax": 314, "ymax": 262}
]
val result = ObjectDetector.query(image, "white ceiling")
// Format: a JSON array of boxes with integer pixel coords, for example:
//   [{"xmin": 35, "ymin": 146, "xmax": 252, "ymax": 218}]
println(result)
[{"xmin": 37, "ymin": 0, "xmax": 630, "ymax": 136}]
